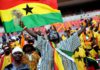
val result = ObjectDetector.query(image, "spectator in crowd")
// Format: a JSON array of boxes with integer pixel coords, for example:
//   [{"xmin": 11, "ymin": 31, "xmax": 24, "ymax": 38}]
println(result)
[
  {"xmin": 27, "ymin": 39, "xmax": 41, "ymax": 56},
  {"xmin": 9, "ymin": 36, "xmax": 20, "ymax": 49},
  {"xmin": 0, "ymin": 14, "xmax": 100, "ymax": 70},
  {"xmin": 84, "ymin": 49, "xmax": 99, "ymax": 70},
  {"xmin": 22, "ymin": 44, "xmax": 40, "ymax": 70},
  {"xmin": 19, "ymin": 19, "xmax": 88, "ymax": 70},
  {"xmin": 0, "ymin": 45, "xmax": 12, "ymax": 70},
  {"xmin": 4, "ymin": 46, "xmax": 30, "ymax": 70},
  {"xmin": 2, "ymin": 33, "xmax": 7, "ymax": 44},
  {"xmin": 73, "ymin": 47, "xmax": 86, "ymax": 70}
]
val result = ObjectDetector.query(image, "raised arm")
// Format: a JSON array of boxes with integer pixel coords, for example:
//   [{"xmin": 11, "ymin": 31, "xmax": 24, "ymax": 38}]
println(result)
[
  {"xmin": 12, "ymin": 10, "xmax": 37, "ymax": 40},
  {"xmin": 77, "ymin": 25, "xmax": 86, "ymax": 36},
  {"xmin": 77, "ymin": 19, "xmax": 89, "ymax": 36},
  {"xmin": 20, "ymin": 21, "xmax": 37, "ymax": 40}
]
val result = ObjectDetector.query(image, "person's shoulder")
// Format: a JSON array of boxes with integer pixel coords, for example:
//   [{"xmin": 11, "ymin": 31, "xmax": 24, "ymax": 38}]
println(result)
[
  {"xmin": 1, "ymin": 54, "xmax": 4, "ymax": 58},
  {"xmin": 4, "ymin": 64, "xmax": 13, "ymax": 70},
  {"xmin": 22, "ymin": 63, "xmax": 30, "ymax": 70},
  {"xmin": 22, "ymin": 63, "xmax": 29, "ymax": 68}
]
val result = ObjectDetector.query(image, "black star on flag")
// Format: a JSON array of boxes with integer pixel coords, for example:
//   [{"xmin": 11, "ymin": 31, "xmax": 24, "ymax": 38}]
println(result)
[
  {"xmin": 23, "ymin": 4, "xmax": 33, "ymax": 15},
  {"xmin": 77, "ymin": 56, "xmax": 82, "ymax": 61}
]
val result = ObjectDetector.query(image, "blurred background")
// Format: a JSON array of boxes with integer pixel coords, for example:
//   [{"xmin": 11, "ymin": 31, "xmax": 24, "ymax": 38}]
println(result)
[
  {"xmin": 0, "ymin": 0, "xmax": 100, "ymax": 36},
  {"xmin": 58, "ymin": 0, "xmax": 100, "ymax": 15}
]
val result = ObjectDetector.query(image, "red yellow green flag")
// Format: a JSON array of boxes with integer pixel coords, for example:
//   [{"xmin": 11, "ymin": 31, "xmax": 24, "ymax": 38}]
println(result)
[
  {"xmin": 50, "ymin": 42, "xmax": 64, "ymax": 70},
  {"xmin": 0, "ymin": 0, "xmax": 63, "ymax": 33}
]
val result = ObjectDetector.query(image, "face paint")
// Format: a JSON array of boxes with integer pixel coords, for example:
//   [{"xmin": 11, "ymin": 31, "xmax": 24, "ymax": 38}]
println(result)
[{"xmin": 48, "ymin": 30, "xmax": 60, "ymax": 42}]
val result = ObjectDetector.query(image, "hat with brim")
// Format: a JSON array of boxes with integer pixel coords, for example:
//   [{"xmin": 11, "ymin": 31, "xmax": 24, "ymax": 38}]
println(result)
[{"xmin": 12, "ymin": 46, "xmax": 23, "ymax": 54}]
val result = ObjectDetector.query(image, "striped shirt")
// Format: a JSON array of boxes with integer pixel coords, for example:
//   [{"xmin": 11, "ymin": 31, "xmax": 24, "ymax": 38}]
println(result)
[
  {"xmin": 36, "ymin": 32, "xmax": 80, "ymax": 70},
  {"xmin": 56, "ymin": 32, "xmax": 80, "ymax": 70}
]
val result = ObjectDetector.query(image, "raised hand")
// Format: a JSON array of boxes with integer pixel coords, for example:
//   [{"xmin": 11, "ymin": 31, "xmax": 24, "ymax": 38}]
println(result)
[
  {"xmin": 12, "ymin": 10, "xmax": 23, "ymax": 19},
  {"xmin": 19, "ymin": 21, "xmax": 25, "ymax": 28}
]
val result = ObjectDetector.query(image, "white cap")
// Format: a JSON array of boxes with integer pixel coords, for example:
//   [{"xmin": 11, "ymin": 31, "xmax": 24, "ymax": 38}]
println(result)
[
  {"xmin": 12, "ymin": 46, "xmax": 23, "ymax": 54},
  {"xmin": 11, "ymin": 36, "xmax": 16, "ymax": 40}
]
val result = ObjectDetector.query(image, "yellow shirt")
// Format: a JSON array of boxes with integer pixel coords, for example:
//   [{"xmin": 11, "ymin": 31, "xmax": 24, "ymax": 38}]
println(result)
[
  {"xmin": 80, "ymin": 33, "xmax": 92, "ymax": 49},
  {"xmin": 93, "ymin": 32, "xmax": 98, "ymax": 38},
  {"xmin": 80, "ymin": 34, "xmax": 86, "ymax": 49},
  {"xmin": 73, "ymin": 47, "xmax": 86, "ymax": 70},
  {"xmin": 61, "ymin": 35, "xmax": 67, "ymax": 41},
  {"xmin": 1, "ymin": 54, "xmax": 12, "ymax": 70},
  {"xmin": 94, "ymin": 32, "xmax": 100, "ymax": 48},
  {"xmin": 22, "ymin": 51, "xmax": 40, "ymax": 70},
  {"xmin": 97, "ymin": 33, "xmax": 100, "ymax": 48},
  {"xmin": 89, "ymin": 49, "xmax": 97, "ymax": 58},
  {"xmin": 10, "ymin": 41, "xmax": 20, "ymax": 49}
]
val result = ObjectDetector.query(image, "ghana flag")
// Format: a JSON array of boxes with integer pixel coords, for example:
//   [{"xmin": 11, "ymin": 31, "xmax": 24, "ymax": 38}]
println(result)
[{"xmin": 0, "ymin": 0, "xmax": 63, "ymax": 33}]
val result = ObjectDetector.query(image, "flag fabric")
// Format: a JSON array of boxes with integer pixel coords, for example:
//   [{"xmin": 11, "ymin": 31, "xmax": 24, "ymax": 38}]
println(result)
[
  {"xmin": 50, "ymin": 42, "xmax": 64, "ymax": 70},
  {"xmin": 20, "ymin": 34, "xmax": 25, "ymax": 48},
  {"xmin": 0, "ymin": 0, "xmax": 63, "ymax": 33},
  {"xmin": 0, "ymin": 54, "xmax": 13, "ymax": 70},
  {"xmin": 84, "ymin": 57, "xmax": 99, "ymax": 70}
]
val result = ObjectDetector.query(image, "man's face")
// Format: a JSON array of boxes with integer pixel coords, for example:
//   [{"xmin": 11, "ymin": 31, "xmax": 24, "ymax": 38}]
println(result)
[
  {"xmin": 48, "ymin": 30, "xmax": 60, "ymax": 42},
  {"xmin": 12, "ymin": 51, "xmax": 23, "ymax": 61}
]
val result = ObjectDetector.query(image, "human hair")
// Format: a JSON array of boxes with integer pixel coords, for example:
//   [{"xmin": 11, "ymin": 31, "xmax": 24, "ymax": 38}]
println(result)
[
  {"xmin": 23, "ymin": 44, "xmax": 36, "ymax": 53},
  {"xmin": 27, "ymin": 39, "xmax": 34, "ymax": 44}
]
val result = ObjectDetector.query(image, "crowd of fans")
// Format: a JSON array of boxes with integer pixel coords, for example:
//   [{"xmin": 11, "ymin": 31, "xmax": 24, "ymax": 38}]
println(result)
[{"xmin": 0, "ymin": 16, "xmax": 100, "ymax": 70}]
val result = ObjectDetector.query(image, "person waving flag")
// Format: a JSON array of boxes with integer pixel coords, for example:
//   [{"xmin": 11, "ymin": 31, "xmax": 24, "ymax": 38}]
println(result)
[{"xmin": 0, "ymin": 0, "xmax": 63, "ymax": 33}]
